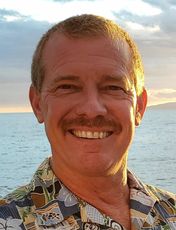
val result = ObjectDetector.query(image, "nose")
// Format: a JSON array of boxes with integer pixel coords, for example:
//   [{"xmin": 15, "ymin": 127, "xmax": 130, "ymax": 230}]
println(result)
[{"xmin": 75, "ymin": 90, "xmax": 107, "ymax": 118}]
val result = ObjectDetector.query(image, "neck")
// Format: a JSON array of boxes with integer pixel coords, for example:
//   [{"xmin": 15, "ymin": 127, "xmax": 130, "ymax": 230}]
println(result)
[
  {"xmin": 50, "ymin": 156, "xmax": 129, "ymax": 207},
  {"xmin": 51, "ymin": 157, "xmax": 131, "ymax": 229}
]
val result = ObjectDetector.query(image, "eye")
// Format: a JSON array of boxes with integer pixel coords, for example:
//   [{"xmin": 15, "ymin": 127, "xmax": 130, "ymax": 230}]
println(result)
[
  {"xmin": 53, "ymin": 83, "xmax": 81, "ymax": 95},
  {"xmin": 104, "ymin": 85, "xmax": 126, "ymax": 92},
  {"xmin": 107, "ymin": 85, "xmax": 122, "ymax": 90},
  {"xmin": 57, "ymin": 84, "xmax": 75, "ymax": 89},
  {"xmin": 100, "ymin": 84, "xmax": 130, "ymax": 97}
]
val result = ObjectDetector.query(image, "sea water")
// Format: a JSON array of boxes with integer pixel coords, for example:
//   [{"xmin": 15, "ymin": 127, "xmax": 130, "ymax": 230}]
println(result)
[{"xmin": 0, "ymin": 109, "xmax": 176, "ymax": 197}]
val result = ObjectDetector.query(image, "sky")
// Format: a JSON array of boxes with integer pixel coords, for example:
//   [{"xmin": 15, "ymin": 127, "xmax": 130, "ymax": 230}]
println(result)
[{"xmin": 0, "ymin": 0, "xmax": 176, "ymax": 112}]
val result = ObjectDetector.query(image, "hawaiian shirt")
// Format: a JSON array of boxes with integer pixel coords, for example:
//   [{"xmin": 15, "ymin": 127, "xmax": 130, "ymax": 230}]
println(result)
[{"xmin": 0, "ymin": 157, "xmax": 176, "ymax": 230}]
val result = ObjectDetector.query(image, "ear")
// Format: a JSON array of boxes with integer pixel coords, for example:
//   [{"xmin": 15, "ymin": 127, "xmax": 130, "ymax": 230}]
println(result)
[
  {"xmin": 135, "ymin": 88, "xmax": 147, "ymax": 126},
  {"xmin": 29, "ymin": 85, "xmax": 44, "ymax": 123}
]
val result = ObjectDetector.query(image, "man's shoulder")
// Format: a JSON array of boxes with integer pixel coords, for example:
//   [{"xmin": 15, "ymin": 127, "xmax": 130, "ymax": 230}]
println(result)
[
  {"xmin": 145, "ymin": 184, "xmax": 176, "ymax": 207},
  {"xmin": 0, "ymin": 185, "xmax": 36, "ymax": 228},
  {"xmin": 0, "ymin": 184, "xmax": 31, "ymax": 207},
  {"xmin": 0, "ymin": 158, "xmax": 51, "ymax": 207},
  {"xmin": 128, "ymin": 170, "xmax": 176, "ymax": 203}
]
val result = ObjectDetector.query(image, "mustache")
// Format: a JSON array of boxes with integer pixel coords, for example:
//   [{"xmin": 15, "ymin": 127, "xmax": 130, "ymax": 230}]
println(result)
[{"xmin": 62, "ymin": 115, "xmax": 119, "ymax": 131}]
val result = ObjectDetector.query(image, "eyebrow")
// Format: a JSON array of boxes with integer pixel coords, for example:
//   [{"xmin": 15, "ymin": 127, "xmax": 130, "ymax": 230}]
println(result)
[
  {"xmin": 53, "ymin": 75, "xmax": 80, "ymax": 83},
  {"xmin": 102, "ymin": 74, "xmax": 133, "ymax": 89},
  {"xmin": 49, "ymin": 74, "xmax": 132, "ymax": 89},
  {"xmin": 48, "ymin": 75, "xmax": 80, "ymax": 88},
  {"xmin": 101, "ymin": 74, "xmax": 128, "ymax": 83}
]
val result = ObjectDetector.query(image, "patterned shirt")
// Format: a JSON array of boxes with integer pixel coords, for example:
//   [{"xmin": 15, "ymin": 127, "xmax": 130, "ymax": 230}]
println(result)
[{"xmin": 0, "ymin": 157, "xmax": 176, "ymax": 230}]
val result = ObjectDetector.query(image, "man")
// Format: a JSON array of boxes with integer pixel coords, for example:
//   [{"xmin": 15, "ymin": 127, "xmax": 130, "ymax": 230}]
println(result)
[{"xmin": 0, "ymin": 14, "xmax": 175, "ymax": 230}]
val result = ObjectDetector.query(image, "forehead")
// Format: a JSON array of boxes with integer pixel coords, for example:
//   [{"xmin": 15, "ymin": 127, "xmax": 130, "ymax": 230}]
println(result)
[{"xmin": 42, "ymin": 33, "xmax": 132, "ymax": 78}]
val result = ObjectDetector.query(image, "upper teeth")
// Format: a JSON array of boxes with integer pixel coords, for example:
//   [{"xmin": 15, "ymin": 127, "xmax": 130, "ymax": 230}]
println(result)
[{"xmin": 72, "ymin": 130, "xmax": 111, "ymax": 139}]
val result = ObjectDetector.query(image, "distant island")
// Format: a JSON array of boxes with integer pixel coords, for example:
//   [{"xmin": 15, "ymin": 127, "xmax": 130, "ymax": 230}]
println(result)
[{"xmin": 148, "ymin": 102, "xmax": 176, "ymax": 110}]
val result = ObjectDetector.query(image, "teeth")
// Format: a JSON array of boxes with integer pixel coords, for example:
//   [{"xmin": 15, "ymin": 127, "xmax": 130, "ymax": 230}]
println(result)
[
  {"xmin": 72, "ymin": 130, "xmax": 111, "ymax": 139},
  {"xmin": 94, "ymin": 132, "xmax": 99, "ymax": 138}
]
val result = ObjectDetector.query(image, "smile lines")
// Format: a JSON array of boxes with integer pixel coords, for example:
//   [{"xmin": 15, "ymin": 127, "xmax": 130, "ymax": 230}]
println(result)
[{"xmin": 71, "ymin": 130, "xmax": 112, "ymax": 139}]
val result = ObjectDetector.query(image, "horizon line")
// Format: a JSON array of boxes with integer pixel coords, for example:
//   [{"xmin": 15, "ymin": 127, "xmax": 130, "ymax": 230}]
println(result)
[{"xmin": 0, "ymin": 101, "xmax": 176, "ymax": 114}]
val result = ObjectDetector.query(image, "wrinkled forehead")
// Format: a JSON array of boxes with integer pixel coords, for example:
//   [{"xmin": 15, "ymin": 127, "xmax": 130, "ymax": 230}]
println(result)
[{"xmin": 42, "ymin": 32, "xmax": 133, "ymax": 66}]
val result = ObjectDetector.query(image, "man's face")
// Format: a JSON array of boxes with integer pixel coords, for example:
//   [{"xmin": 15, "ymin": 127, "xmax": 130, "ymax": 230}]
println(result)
[{"xmin": 30, "ymin": 34, "xmax": 146, "ymax": 176}]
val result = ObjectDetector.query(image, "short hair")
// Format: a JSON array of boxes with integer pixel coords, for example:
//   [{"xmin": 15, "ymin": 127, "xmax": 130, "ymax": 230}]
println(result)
[{"xmin": 31, "ymin": 14, "xmax": 144, "ymax": 95}]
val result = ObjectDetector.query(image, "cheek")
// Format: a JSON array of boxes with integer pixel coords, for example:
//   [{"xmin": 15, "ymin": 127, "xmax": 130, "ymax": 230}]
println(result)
[
  {"xmin": 42, "ymin": 97, "xmax": 78, "ymax": 132},
  {"xmin": 42, "ymin": 96, "xmax": 67, "ymax": 116},
  {"xmin": 110, "ymin": 99, "xmax": 135, "ymax": 121}
]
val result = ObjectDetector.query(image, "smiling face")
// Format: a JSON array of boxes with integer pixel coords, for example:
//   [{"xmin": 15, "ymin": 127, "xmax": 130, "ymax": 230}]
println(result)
[{"xmin": 30, "ymin": 33, "xmax": 147, "ymax": 177}]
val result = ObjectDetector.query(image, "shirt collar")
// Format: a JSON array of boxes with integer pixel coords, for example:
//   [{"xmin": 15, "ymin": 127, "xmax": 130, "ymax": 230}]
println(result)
[
  {"xmin": 128, "ymin": 170, "xmax": 159, "ymax": 229},
  {"xmin": 29, "ymin": 158, "xmax": 158, "ymax": 228}
]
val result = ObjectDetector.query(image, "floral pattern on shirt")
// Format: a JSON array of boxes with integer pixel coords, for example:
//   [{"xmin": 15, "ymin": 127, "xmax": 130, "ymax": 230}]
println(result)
[
  {"xmin": 0, "ymin": 217, "xmax": 22, "ymax": 230},
  {"xmin": 0, "ymin": 157, "xmax": 176, "ymax": 230}
]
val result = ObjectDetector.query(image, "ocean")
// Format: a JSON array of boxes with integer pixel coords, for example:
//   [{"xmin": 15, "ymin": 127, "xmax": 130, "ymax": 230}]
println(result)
[{"xmin": 0, "ymin": 109, "xmax": 176, "ymax": 197}]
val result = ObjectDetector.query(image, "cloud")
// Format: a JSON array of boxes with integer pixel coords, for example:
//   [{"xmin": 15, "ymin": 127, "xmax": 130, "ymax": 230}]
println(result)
[
  {"xmin": 0, "ymin": 0, "xmax": 175, "ymax": 111},
  {"xmin": 112, "ymin": 3, "xmax": 176, "ymax": 93},
  {"xmin": 148, "ymin": 88, "xmax": 176, "ymax": 96},
  {"xmin": 0, "ymin": 8, "xmax": 27, "ymax": 21},
  {"xmin": 0, "ymin": 18, "xmax": 50, "ymax": 112},
  {"xmin": 0, "ymin": 8, "xmax": 51, "ymax": 112},
  {"xmin": 113, "ymin": 0, "xmax": 176, "ymax": 41},
  {"xmin": 125, "ymin": 21, "xmax": 160, "ymax": 33},
  {"xmin": 0, "ymin": 0, "xmax": 162, "ymax": 23},
  {"xmin": 158, "ymin": 8, "xmax": 176, "ymax": 35},
  {"xmin": 0, "ymin": 18, "xmax": 50, "ymax": 83},
  {"xmin": 0, "ymin": 0, "xmax": 116, "ymax": 23},
  {"xmin": 52, "ymin": 0, "xmax": 96, "ymax": 1},
  {"xmin": 147, "ymin": 88, "xmax": 176, "ymax": 105},
  {"xmin": 142, "ymin": 0, "xmax": 176, "ymax": 10},
  {"xmin": 138, "ymin": 3, "xmax": 176, "ymax": 37}
]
